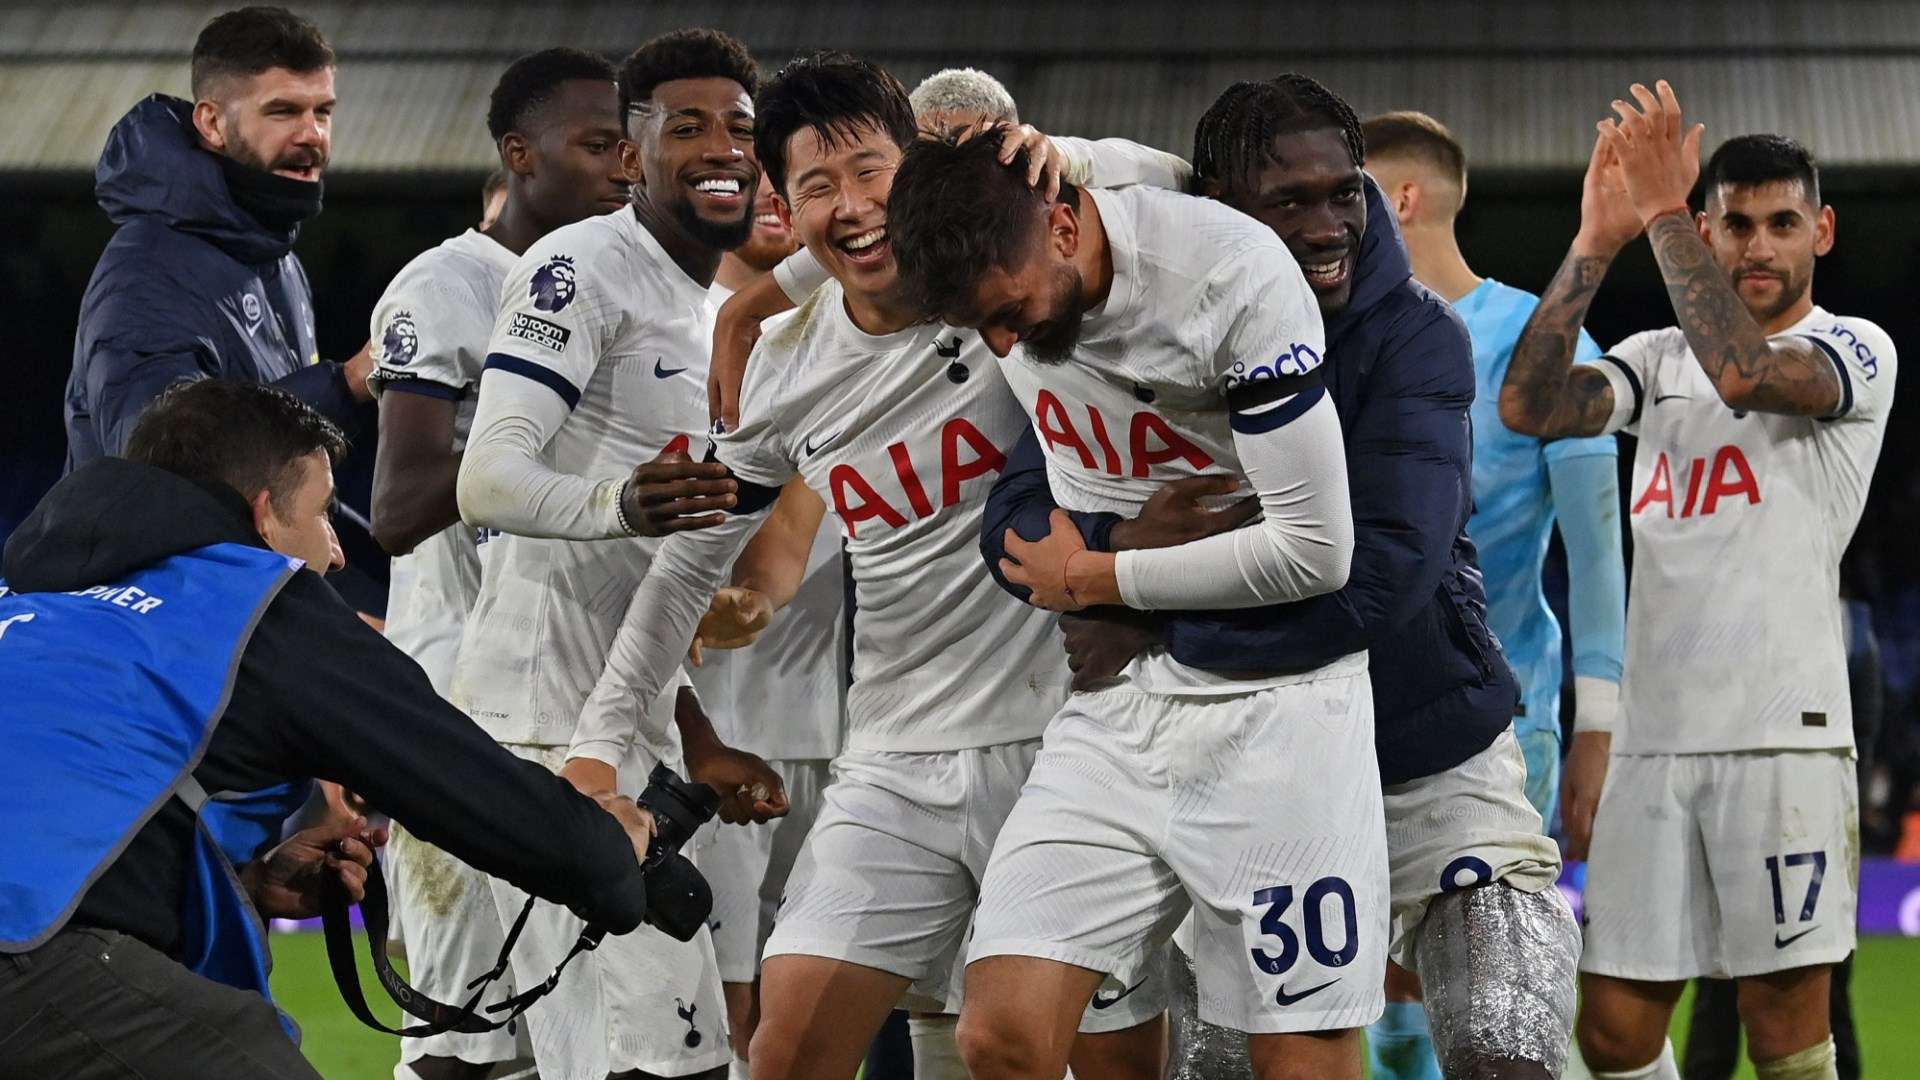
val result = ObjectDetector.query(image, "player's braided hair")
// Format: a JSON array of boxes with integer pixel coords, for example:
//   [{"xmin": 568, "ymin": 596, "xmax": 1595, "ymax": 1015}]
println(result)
[{"xmin": 1192, "ymin": 74, "xmax": 1365, "ymax": 198}]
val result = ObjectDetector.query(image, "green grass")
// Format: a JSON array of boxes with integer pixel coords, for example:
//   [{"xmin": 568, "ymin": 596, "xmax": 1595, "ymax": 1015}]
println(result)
[{"xmin": 276, "ymin": 933, "xmax": 1920, "ymax": 1079}]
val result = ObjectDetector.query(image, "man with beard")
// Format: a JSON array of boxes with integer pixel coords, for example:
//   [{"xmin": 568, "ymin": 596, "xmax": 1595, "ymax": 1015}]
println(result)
[
  {"xmin": 363, "ymin": 47, "xmax": 635, "ymax": 1080},
  {"xmin": 1502, "ymin": 85, "xmax": 1896, "ymax": 1080},
  {"xmin": 452, "ymin": 29, "xmax": 786, "ymax": 1080},
  {"xmin": 67, "ymin": 6, "xmax": 385, "ymax": 614},
  {"xmin": 68, "ymin": 6, "xmax": 372, "ymax": 467},
  {"xmin": 967, "ymin": 76, "xmax": 1575, "ymax": 1079},
  {"xmin": 886, "ymin": 124, "xmax": 1382, "ymax": 1080}
]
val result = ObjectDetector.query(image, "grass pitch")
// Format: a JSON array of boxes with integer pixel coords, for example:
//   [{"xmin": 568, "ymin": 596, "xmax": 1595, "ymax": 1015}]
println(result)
[{"xmin": 274, "ymin": 932, "xmax": 1920, "ymax": 1078}]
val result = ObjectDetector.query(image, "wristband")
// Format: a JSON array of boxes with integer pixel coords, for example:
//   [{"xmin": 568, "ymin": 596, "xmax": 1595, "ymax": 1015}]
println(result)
[
  {"xmin": 1061, "ymin": 549, "xmax": 1089, "ymax": 607},
  {"xmin": 1571, "ymin": 676, "xmax": 1620, "ymax": 735},
  {"xmin": 614, "ymin": 479, "xmax": 640, "ymax": 537}
]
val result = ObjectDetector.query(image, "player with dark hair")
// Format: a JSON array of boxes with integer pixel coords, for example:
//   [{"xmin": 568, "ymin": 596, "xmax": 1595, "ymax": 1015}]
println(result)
[
  {"xmin": 68, "ymin": 6, "xmax": 381, "ymax": 614},
  {"xmin": 1502, "ymin": 83, "xmax": 1897, "ymax": 1080},
  {"xmin": 452, "ymin": 28, "xmax": 783, "ymax": 1080},
  {"xmin": 0, "ymin": 380, "xmax": 658, "ymax": 1079},
  {"xmin": 1361, "ymin": 107, "xmax": 1627, "ymax": 1080},
  {"xmin": 885, "ymin": 124, "xmax": 1386, "ymax": 1079},
  {"xmin": 562, "ymin": 51, "xmax": 1173, "ymax": 1080},
  {"xmin": 363, "ymin": 45, "xmax": 639, "ymax": 1080},
  {"xmin": 964, "ymin": 76, "xmax": 1575, "ymax": 1080}
]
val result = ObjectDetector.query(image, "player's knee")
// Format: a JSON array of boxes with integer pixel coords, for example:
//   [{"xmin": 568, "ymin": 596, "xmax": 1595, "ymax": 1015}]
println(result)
[
  {"xmin": 955, "ymin": 1009, "xmax": 1062, "ymax": 1080},
  {"xmin": 1575, "ymin": 1008, "xmax": 1665, "ymax": 1073},
  {"xmin": 745, "ymin": 1021, "xmax": 801, "ymax": 1080}
]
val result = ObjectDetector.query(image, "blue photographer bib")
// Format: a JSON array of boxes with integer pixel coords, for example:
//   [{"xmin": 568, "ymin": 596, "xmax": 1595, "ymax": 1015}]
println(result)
[{"xmin": 0, "ymin": 542, "xmax": 302, "ymax": 1008}]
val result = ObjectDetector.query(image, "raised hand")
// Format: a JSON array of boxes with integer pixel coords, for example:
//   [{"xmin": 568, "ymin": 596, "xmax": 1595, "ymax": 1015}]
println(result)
[
  {"xmin": 1597, "ymin": 80, "xmax": 1705, "ymax": 228},
  {"xmin": 1572, "ymin": 130, "xmax": 1644, "ymax": 259}
]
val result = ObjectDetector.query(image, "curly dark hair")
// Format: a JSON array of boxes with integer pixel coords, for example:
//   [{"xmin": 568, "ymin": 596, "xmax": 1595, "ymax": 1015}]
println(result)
[
  {"xmin": 753, "ymin": 51, "xmax": 917, "ymax": 196},
  {"xmin": 888, "ymin": 127, "xmax": 1064, "ymax": 322},
  {"xmin": 1192, "ymin": 73, "xmax": 1365, "ymax": 199},
  {"xmin": 618, "ymin": 28, "xmax": 759, "ymax": 123},
  {"xmin": 125, "ymin": 379, "xmax": 346, "ymax": 515},
  {"xmin": 487, "ymin": 47, "xmax": 617, "ymax": 144},
  {"xmin": 190, "ymin": 6, "xmax": 333, "ymax": 100}
]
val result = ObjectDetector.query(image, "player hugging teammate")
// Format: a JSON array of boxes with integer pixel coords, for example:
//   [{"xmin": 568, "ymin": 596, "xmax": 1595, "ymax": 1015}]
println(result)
[{"xmin": 344, "ymin": 21, "xmax": 1890, "ymax": 1080}]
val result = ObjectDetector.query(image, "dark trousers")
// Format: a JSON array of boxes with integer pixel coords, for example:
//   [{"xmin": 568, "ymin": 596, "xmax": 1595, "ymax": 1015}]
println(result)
[
  {"xmin": 0, "ymin": 927, "xmax": 318, "ymax": 1079},
  {"xmin": 1681, "ymin": 953, "xmax": 1860, "ymax": 1079}
]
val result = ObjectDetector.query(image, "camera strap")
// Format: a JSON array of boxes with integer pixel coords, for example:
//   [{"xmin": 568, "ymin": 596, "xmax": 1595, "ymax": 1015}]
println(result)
[{"xmin": 318, "ymin": 855, "xmax": 606, "ymax": 1037}]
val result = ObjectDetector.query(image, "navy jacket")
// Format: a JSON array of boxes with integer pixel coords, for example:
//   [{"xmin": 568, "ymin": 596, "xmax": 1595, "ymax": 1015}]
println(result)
[
  {"xmin": 982, "ymin": 178, "xmax": 1516, "ymax": 786},
  {"xmin": 65, "ymin": 95, "xmax": 355, "ymax": 467}
]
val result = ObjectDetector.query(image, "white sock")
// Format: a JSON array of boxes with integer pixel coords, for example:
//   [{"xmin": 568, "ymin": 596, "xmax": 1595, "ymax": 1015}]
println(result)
[
  {"xmin": 1591, "ymin": 1038, "xmax": 1680, "ymax": 1080},
  {"xmin": 1754, "ymin": 1036, "xmax": 1839, "ymax": 1080},
  {"xmin": 728, "ymin": 1058, "xmax": 752, "ymax": 1080},
  {"xmin": 909, "ymin": 1014, "xmax": 966, "ymax": 1080}
]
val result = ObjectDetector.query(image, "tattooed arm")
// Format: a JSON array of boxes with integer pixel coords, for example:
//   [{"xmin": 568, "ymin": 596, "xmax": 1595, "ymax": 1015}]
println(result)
[
  {"xmin": 1644, "ymin": 212, "xmax": 1840, "ymax": 416},
  {"xmin": 1499, "ymin": 129, "xmax": 1642, "ymax": 438},
  {"xmin": 1499, "ymin": 250, "xmax": 1620, "ymax": 438}
]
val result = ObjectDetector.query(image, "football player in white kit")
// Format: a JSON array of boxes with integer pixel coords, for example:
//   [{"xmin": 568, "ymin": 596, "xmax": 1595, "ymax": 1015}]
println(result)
[
  {"xmin": 452, "ymin": 30, "xmax": 786, "ymax": 1080},
  {"xmin": 693, "ymin": 167, "xmax": 850, "ymax": 1080},
  {"xmin": 887, "ymin": 130, "xmax": 1385, "ymax": 1080},
  {"xmin": 365, "ymin": 48, "xmax": 633, "ymax": 1080},
  {"xmin": 1502, "ymin": 83, "xmax": 1896, "ymax": 1080},
  {"xmin": 562, "ymin": 53, "xmax": 1175, "ymax": 1080}
]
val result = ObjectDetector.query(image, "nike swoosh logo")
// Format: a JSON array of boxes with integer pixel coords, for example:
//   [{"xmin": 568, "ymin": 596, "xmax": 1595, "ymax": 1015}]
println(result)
[
  {"xmin": 1654, "ymin": 394, "xmax": 1690, "ymax": 404},
  {"xmin": 1090, "ymin": 978, "xmax": 1149, "ymax": 1010},
  {"xmin": 654, "ymin": 358, "xmax": 688, "ymax": 378},
  {"xmin": 1775, "ymin": 925, "xmax": 1818, "ymax": 948},
  {"xmin": 1273, "ymin": 978, "xmax": 1339, "ymax": 1006},
  {"xmin": 803, "ymin": 430, "xmax": 842, "ymax": 456}
]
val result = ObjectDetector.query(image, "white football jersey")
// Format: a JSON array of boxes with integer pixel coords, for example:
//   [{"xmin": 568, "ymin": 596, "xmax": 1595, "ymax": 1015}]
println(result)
[
  {"xmin": 715, "ymin": 286, "xmax": 1065, "ymax": 752},
  {"xmin": 451, "ymin": 209, "xmax": 712, "ymax": 746},
  {"xmin": 1000, "ymin": 185, "xmax": 1358, "ymax": 695},
  {"xmin": 367, "ymin": 229, "xmax": 515, "ymax": 694},
  {"xmin": 1595, "ymin": 306, "xmax": 1896, "ymax": 754},
  {"xmin": 688, "ymin": 281, "xmax": 847, "ymax": 763}
]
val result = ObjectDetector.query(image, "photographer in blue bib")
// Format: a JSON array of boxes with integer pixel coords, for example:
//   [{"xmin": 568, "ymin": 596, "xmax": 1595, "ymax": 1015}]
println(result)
[{"xmin": 0, "ymin": 380, "xmax": 663, "ymax": 1079}]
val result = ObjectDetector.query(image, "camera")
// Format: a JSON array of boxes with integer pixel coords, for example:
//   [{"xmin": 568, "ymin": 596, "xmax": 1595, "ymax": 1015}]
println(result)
[{"xmin": 633, "ymin": 763, "xmax": 720, "ymax": 942}]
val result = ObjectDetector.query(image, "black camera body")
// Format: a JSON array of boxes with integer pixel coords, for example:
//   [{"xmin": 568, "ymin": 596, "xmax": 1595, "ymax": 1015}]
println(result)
[{"xmin": 633, "ymin": 763, "xmax": 720, "ymax": 942}]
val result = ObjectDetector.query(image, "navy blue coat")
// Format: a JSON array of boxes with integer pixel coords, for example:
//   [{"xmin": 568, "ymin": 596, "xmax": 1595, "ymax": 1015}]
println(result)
[
  {"xmin": 65, "ymin": 95, "xmax": 355, "ymax": 467},
  {"xmin": 981, "ymin": 178, "xmax": 1516, "ymax": 786}
]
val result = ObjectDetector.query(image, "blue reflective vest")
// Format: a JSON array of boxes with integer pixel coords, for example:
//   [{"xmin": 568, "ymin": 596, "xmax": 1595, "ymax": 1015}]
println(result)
[{"xmin": 0, "ymin": 542, "xmax": 304, "ymax": 1016}]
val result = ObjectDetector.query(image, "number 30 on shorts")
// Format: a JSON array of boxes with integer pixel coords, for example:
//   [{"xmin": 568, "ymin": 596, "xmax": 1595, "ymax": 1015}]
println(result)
[{"xmin": 1249, "ymin": 877, "xmax": 1359, "ymax": 975}]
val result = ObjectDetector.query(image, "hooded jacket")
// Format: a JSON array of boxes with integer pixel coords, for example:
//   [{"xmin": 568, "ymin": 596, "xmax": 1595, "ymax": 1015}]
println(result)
[
  {"xmin": 65, "ymin": 95, "xmax": 357, "ymax": 467},
  {"xmin": 982, "ymin": 177, "xmax": 1516, "ymax": 785},
  {"xmin": 1, "ymin": 458, "xmax": 648, "ymax": 956}
]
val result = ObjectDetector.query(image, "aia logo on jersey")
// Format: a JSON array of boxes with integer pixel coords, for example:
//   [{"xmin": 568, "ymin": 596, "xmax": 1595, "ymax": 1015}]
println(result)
[
  {"xmin": 530, "ymin": 255, "xmax": 577, "ymax": 312},
  {"xmin": 829, "ymin": 418, "xmax": 1007, "ymax": 537},
  {"xmin": 1223, "ymin": 342, "xmax": 1322, "ymax": 392},
  {"xmin": 1633, "ymin": 445, "xmax": 1762, "ymax": 518},
  {"xmin": 381, "ymin": 310, "xmax": 418, "ymax": 365},
  {"xmin": 1032, "ymin": 389, "xmax": 1214, "ymax": 478}
]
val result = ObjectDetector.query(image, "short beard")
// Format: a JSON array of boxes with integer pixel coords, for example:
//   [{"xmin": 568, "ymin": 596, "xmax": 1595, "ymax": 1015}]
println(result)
[
  {"xmin": 669, "ymin": 191, "xmax": 756, "ymax": 252},
  {"xmin": 1021, "ymin": 265, "xmax": 1086, "ymax": 365},
  {"xmin": 225, "ymin": 128, "xmax": 325, "ymax": 178},
  {"xmin": 1739, "ymin": 266, "xmax": 1812, "ymax": 325}
]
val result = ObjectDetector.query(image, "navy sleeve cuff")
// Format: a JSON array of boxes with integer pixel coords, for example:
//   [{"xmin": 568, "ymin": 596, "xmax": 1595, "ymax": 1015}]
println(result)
[{"xmin": 484, "ymin": 353, "xmax": 581, "ymax": 410}]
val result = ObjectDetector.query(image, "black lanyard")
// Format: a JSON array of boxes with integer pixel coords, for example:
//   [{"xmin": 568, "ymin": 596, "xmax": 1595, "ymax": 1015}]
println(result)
[{"xmin": 319, "ymin": 855, "xmax": 605, "ymax": 1036}]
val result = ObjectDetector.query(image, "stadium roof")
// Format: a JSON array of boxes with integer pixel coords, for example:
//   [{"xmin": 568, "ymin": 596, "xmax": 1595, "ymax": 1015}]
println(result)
[{"xmin": 5, "ymin": 0, "xmax": 1919, "ymax": 172}]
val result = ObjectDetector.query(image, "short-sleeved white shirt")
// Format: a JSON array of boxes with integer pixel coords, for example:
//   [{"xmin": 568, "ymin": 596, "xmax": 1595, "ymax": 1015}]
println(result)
[
  {"xmin": 711, "ymin": 285, "xmax": 1065, "ymax": 752},
  {"xmin": 1594, "ymin": 306, "xmax": 1897, "ymax": 754},
  {"xmin": 367, "ymin": 229, "xmax": 515, "ymax": 693},
  {"xmin": 999, "ymin": 185, "xmax": 1349, "ymax": 695}
]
